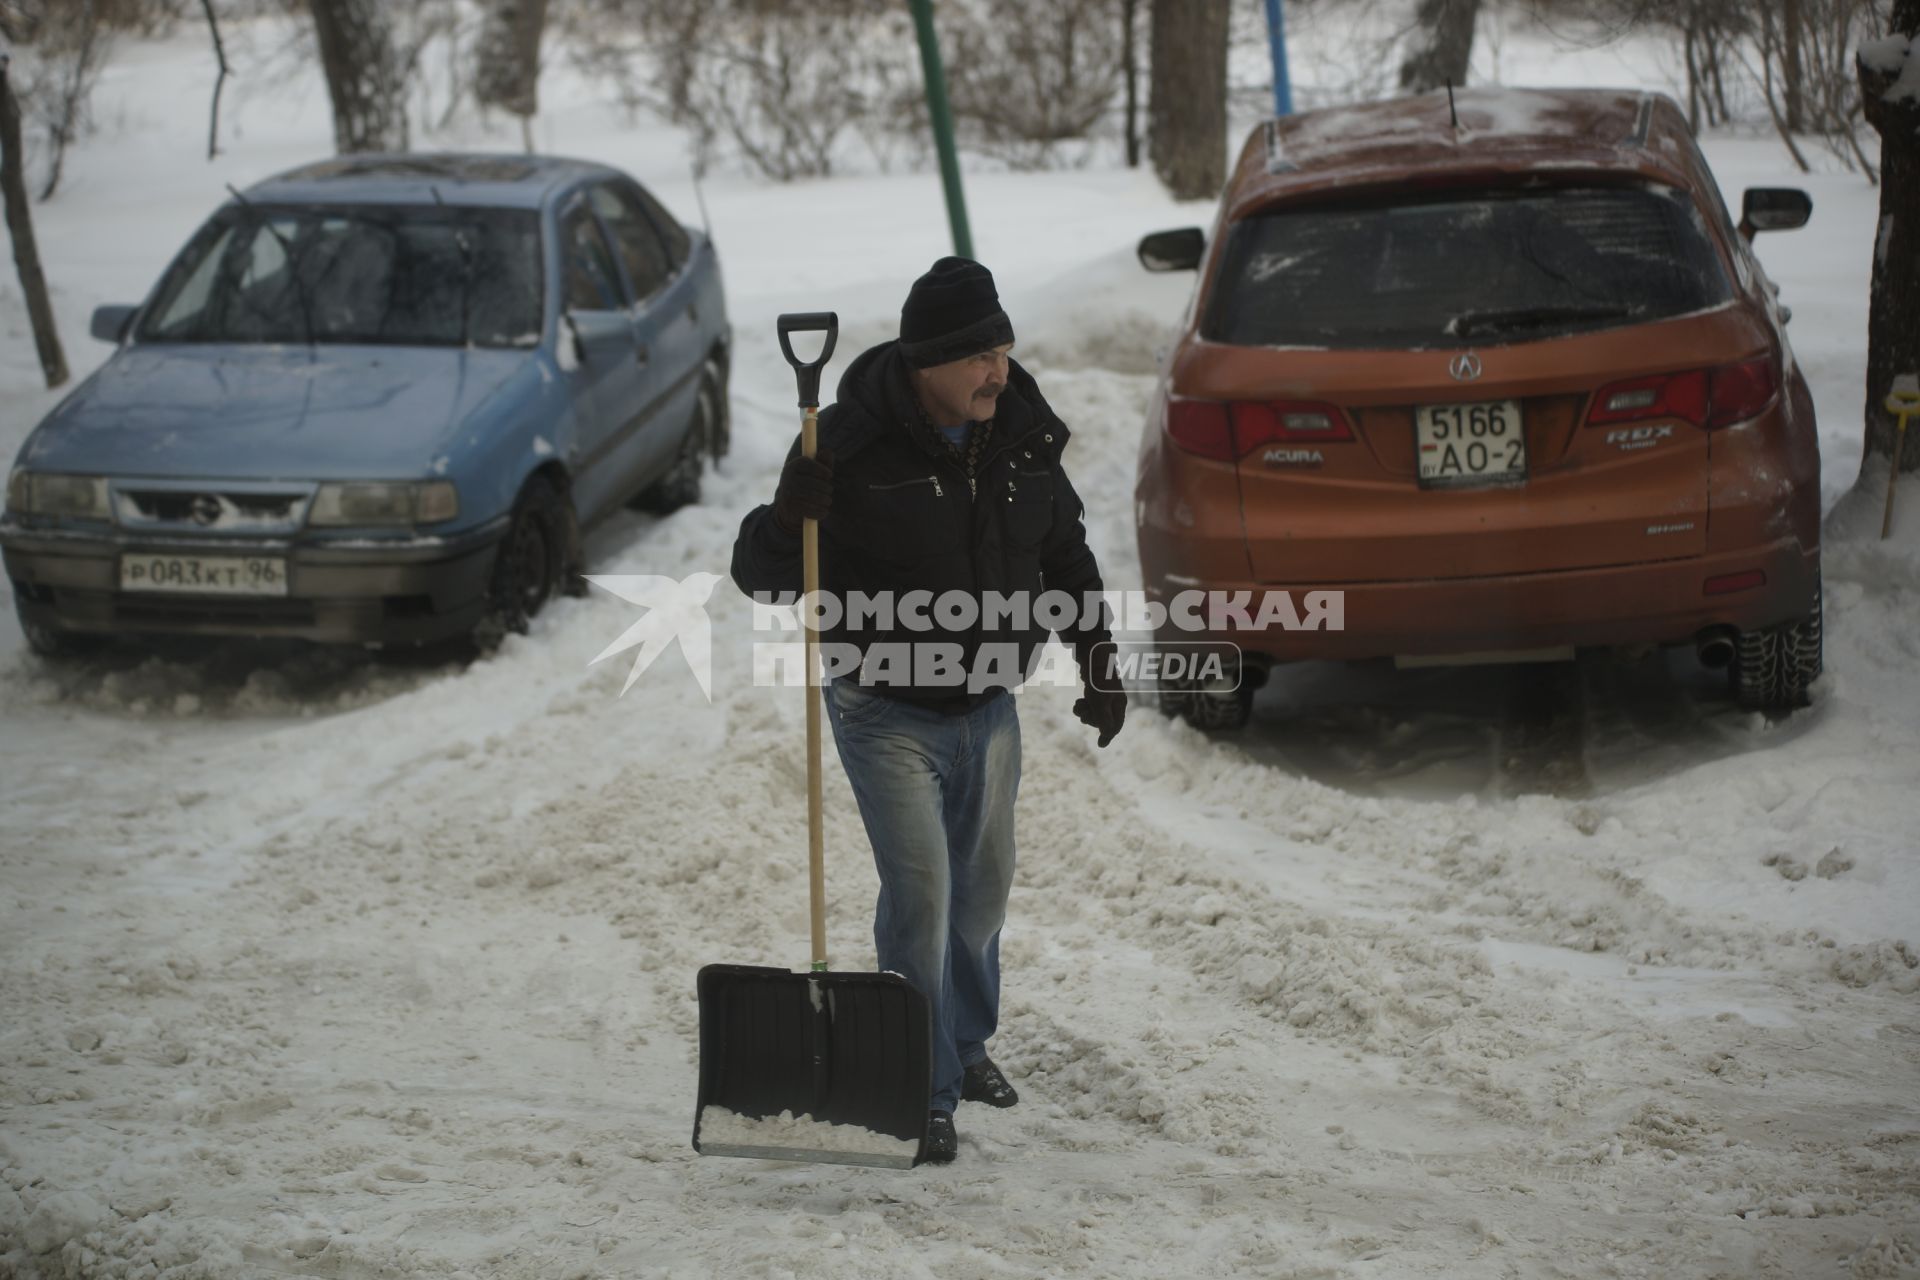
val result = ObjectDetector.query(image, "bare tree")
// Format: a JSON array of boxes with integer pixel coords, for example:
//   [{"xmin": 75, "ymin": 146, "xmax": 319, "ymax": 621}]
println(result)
[
  {"xmin": 12, "ymin": 0, "xmax": 110, "ymax": 200},
  {"xmin": 309, "ymin": 0, "xmax": 408, "ymax": 153},
  {"xmin": 1745, "ymin": 0, "xmax": 1883, "ymax": 177},
  {"xmin": 1399, "ymin": 0, "xmax": 1480, "ymax": 92},
  {"xmin": 1674, "ymin": 0, "xmax": 1746, "ymax": 131},
  {"xmin": 1784, "ymin": 0, "xmax": 1808, "ymax": 129},
  {"xmin": 561, "ymin": 0, "xmax": 918, "ymax": 182},
  {"xmin": 1858, "ymin": 0, "xmax": 1920, "ymax": 471},
  {"xmin": 473, "ymin": 0, "xmax": 547, "ymax": 152},
  {"xmin": 1147, "ymin": 0, "xmax": 1228, "ymax": 200},
  {"xmin": 0, "ymin": 50, "xmax": 68, "ymax": 388},
  {"xmin": 942, "ymin": 0, "xmax": 1125, "ymax": 170}
]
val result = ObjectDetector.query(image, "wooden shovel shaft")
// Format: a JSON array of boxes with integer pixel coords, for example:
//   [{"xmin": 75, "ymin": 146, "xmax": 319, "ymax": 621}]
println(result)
[
  {"xmin": 1884, "ymin": 415, "xmax": 1909, "ymax": 541},
  {"xmin": 802, "ymin": 406, "xmax": 828, "ymax": 971}
]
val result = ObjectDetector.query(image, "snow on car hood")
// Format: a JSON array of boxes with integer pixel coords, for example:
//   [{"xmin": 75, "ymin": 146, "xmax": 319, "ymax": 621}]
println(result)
[{"xmin": 20, "ymin": 342, "xmax": 532, "ymax": 481}]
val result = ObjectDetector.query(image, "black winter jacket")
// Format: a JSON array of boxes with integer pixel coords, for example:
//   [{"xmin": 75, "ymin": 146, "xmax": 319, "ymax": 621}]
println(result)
[{"xmin": 729, "ymin": 340, "xmax": 1111, "ymax": 712}]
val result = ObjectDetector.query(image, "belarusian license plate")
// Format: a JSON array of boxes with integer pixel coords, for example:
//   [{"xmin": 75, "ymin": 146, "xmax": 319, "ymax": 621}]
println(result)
[
  {"xmin": 119, "ymin": 553, "xmax": 288, "ymax": 596},
  {"xmin": 1415, "ymin": 400, "xmax": 1526, "ymax": 488}
]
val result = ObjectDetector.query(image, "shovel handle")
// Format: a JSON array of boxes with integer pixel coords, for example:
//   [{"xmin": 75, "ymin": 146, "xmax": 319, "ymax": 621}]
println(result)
[
  {"xmin": 778, "ymin": 312, "xmax": 839, "ymax": 409},
  {"xmin": 780, "ymin": 311, "xmax": 838, "ymax": 971},
  {"xmin": 1884, "ymin": 414, "xmax": 1909, "ymax": 541},
  {"xmin": 803, "ymin": 404, "xmax": 828, "ymax": 970}
]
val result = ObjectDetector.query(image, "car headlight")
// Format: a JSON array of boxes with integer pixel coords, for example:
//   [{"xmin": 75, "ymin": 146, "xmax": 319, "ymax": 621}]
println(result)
[
  {"xmin": 309, "ymin": 480, "xmax": 460, "ymax": 527},
  {"xmin": 6, "ymin": 471, "xmax": 111, "ymax": 519}
]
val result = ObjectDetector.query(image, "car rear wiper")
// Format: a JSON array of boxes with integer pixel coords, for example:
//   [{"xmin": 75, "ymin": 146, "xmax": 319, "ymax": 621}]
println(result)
[{"xmin": 1445, "ymin": 304, "xmax": 1636, "ymax": 338}]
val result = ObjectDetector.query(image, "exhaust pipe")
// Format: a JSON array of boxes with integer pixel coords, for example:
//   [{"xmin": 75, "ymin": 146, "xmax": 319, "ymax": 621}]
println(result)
[{"xmin": 1695, "ymin": 628, "xmax": 1736, "ymax": 669}]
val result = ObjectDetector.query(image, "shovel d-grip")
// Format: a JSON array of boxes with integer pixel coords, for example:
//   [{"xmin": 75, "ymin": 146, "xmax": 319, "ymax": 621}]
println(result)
[{"xmin": 777, "ymin": 312, "xmax": 839, "ymax": 409}]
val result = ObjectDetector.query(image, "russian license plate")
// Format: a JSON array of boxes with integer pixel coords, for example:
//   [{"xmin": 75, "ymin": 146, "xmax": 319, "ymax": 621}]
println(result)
[
  {"xmin": 1416, "ymin": 399, "xmax": 1527, "ymax": 487},
  {"xmin": 120, "ymin": 553, "xmax": 288, "ymax": 596}
]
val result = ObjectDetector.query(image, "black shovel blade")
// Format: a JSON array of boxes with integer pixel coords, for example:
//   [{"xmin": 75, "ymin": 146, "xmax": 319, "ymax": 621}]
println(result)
[{"xmin": 694, "ymin": 963, "xmax": 931, "ymax": 1169}]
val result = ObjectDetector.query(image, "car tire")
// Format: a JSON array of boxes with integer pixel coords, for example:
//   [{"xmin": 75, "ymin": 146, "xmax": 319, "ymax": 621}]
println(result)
[
  {"xmin": 707, "ymin": 358, "xmax": 731, "ymax": 464},
  {"xmin": 1731, "ymin": 572, "xmax": 1822, "ymax": 712},
  {"xmin": 1156, "ymin": 647, "xmax": 1256, "ymax": 731},
  {"xmin": 15, "ymin": 598, "xmax": 101, "ymax": 659},
  {"xmin": 637, "ymin": 369, "xmax": 718, "ymax": 515},
  {"xmin": 472, "ymin": 476, "xmax": 568, "ymax": 653}
]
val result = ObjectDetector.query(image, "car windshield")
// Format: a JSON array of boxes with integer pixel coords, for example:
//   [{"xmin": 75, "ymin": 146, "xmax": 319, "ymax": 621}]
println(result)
[
  {"xmin": 1205, "ymin": 183, "xmax": 1733, "ymax": 348},
  {"xmin": 137, "ymin": 203, "xmax": 544, "ymax": 348}
]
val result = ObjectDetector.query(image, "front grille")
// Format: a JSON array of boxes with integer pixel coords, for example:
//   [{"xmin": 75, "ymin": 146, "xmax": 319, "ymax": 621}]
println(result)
[{"xmin": 118, "ymin": 489, "xmax": 307, "ymax": 529}]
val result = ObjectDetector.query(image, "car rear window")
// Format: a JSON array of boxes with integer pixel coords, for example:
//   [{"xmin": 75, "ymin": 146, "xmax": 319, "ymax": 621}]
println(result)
[
  {"xmin": 1205, "ymin": 184, "xmax": 1733, "ymax": 349},
  {"xmin": 138, "ymin": 204, "xmax": 544, "ymax": 348}
]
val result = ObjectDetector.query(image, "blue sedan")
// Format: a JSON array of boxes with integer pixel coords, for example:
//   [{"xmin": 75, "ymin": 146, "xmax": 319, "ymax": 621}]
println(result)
[{"xmin": 1, "ymin": 152, "xmax": 731, "ymax": 653}]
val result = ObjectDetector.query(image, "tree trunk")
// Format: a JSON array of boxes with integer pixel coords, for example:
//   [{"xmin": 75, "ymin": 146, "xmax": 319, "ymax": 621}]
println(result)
[
  {"xmin": 202, "ymin": 0, "xmax": 229, "ymax": 161},
  {"xmin": 0, "ymin": 54, "xmax": 69, "ymax": 390},
  {"xmin": 1858, "ymin": 0, "xmax": 1920, "ymax": 471},
  {"xmin": 474, "ymin": 0, "xmax": 548, "ymax": 142},
  {"xmin": 1783, "ymin": 0, "xmax": 1805, "ymax": 134},
  {"xmin": 1147, "ymin": 0, "xmax": 1228, "ymax": 200},
  {"xmin": 309, "ymin": 0, "xmax": 408, "ymax": 154},
  {"xmin": 1399, "ymin": 0, "xmax": 1480, "ymax": 94}
]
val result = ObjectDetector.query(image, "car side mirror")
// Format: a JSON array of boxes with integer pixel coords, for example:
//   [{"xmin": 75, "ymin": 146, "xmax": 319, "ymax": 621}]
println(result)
[
  {"xmin": 90, "ymin": 305, "xmax": 137, "ymax": 344},
  {"xmin": 563, "ymin": 309, "xmax": 635, "ymax": 366},
  {"xmin": 1739, "ymin": 188, "xmax": 1811, "ymax": 240},
  {"xmin": 1138, "ymin": 228, "xmax": 1205, "ymax": 273}
]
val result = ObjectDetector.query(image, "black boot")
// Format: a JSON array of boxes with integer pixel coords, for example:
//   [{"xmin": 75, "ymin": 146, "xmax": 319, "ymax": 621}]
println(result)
[
  {"xmin": 962, "ymin": 1056, "xmax": 1019, "ymax": 1108},
  {"xmin": 923, "ymin": 1110, "xmax": 958, "ymax": 1164}
]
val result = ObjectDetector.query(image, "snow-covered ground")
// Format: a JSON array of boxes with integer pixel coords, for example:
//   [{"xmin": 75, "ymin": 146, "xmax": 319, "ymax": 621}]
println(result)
[{"xmin": 3, "ymin": 11, "xmax": 1917, "ymax": 1280}]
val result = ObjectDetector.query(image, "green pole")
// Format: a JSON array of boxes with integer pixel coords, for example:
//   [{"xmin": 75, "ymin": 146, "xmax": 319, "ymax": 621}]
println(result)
[{"xmin": 907, "ymin": 0, "xmax": 974, "ymax": 260}]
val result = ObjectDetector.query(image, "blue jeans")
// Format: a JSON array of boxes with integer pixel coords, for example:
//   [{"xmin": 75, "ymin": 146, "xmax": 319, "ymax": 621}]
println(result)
[{"xmin": 823, "ymin": 680, "xmax": 1021, "ymax": 1114}]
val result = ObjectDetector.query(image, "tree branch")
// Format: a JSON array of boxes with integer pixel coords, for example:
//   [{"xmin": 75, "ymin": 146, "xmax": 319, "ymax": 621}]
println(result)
[{"xmin": 201, "ymin": 0, "xmax": 229, "ymax": 161}]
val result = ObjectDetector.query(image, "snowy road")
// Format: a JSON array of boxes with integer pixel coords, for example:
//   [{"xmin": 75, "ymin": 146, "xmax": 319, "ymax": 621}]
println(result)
[
  {"xmin": 5, "ymin": 18, "xmax": 1920, "ymax": 1280},
  {"xmin": 5, "ymin": 342, "xmax": 1916, "ymax": 1279}
]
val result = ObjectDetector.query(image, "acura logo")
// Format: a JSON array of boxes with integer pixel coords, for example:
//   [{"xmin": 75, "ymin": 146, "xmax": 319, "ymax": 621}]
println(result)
[
  {"xmin": 1449, "ymin": 352, "xmax": 1483, "ymax": 381},
  {"xmin": 189, "ymin": 494, "xmax": 223, "ymax": 526}
]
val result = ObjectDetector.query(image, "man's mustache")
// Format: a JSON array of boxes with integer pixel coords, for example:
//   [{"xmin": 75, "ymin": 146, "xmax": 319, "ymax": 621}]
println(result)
[{"xmin": 975, "ymin": 384, "xmax": 1005, "ymax": 398}]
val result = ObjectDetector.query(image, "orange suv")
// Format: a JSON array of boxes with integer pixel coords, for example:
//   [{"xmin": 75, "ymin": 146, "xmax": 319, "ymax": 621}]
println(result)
[{"xmin": 1135, "ymin": 88, "xmax": 1821, "ymax": 729}]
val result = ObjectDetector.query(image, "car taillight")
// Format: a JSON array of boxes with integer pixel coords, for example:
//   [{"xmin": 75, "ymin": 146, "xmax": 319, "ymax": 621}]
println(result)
[
  {"xmin": 1588, "ymin": 370, "xmax": 1709, "ymax": 428},
  {"xmin": 1706, "ymin": 357, "xmax": 1780, "ymax": 428},
  {"xmin": 1167, "ymin": 397, "xmax": 1352, "ymax": 461},
  {"xmin": 1587, "ymin": 357, "xmax": 1779, "ymax": 431},
  {"xmin": 1230, "ymin": 401, "xmax": 1355, "ymax": 450},
  {"xmin": 1167, "ymin": 397, "xmax": 1234, "ymax": 461}
]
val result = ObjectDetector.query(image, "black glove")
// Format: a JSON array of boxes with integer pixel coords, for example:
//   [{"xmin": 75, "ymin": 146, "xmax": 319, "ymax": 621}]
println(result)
[
  {"xmin": 773, "ymin": 447, "xmax": 835, "ymax": 534},
  {"xmin": 1073, "ymin": 684, "xmax": 1127, "ymax": 748}
]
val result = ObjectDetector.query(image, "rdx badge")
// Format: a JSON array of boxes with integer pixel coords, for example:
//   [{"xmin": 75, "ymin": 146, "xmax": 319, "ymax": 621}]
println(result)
[{"xmin": 1604, "ymin": 424, "xmax": 1674, "ymax": 449}]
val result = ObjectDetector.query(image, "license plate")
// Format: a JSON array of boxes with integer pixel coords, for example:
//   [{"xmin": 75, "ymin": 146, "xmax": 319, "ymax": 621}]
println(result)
[
  {"xmin": 120, "ymin": 553, "xmax": 288, "ymax": 596},
  {"xmin": 1416, "ymin": 399, "xmax": 1526, "ymax": 487}
]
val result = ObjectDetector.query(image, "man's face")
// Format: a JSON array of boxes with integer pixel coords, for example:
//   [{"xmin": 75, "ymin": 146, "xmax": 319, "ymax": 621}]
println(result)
[{"xmin": 912, "ymin": 343, "xmax": 1013, "ymax": 428}]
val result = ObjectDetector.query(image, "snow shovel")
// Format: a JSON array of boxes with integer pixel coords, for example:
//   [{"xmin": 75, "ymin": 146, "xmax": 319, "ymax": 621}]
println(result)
[{"xmin": 692, "ymin": 312, "xmax": 932, "ymax": 1170}]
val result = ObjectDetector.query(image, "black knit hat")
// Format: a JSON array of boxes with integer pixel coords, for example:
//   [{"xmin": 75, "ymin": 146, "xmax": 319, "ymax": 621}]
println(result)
[{"xmin": 898, "ymin": 256, "xmax": 1015, "ymax": 369}]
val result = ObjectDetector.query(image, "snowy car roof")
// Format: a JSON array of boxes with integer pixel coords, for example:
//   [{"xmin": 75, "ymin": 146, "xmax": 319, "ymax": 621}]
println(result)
[
  {"xmin": 1228, "ymin": 87, "xmax": 1699, "ymax": 217},
  {"xmin": 244, "ymin": 152, "xmax": 620, "ymax": 209}
]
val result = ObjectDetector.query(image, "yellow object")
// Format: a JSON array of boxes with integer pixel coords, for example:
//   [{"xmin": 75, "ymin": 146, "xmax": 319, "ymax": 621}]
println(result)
[{"xmin": 1884, "ymin": 375, "xmax": 1919, "ymax": 541}]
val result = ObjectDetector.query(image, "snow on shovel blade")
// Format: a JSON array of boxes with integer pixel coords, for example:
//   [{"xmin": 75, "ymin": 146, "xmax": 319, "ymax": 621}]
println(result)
[{"xmin": 693, "ymin": 964, "xmax": 931, "ymax": 1170}]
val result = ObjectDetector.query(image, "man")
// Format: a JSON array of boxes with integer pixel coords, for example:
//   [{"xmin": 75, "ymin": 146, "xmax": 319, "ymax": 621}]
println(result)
[{"xmin": 730, "ymin": 257, "xmax": 1126, "ymax": 1163}]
